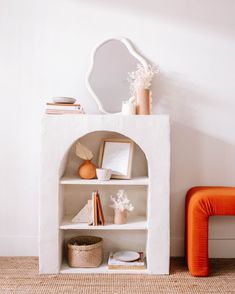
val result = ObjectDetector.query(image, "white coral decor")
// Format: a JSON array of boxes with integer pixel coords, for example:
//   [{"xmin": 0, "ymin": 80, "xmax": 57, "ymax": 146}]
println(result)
[
  {"xmin": 110, "ymin": 190, "xmax": 134, "ymax": 212},
  {"xmin": 128, "ymin": 63, "xmax": 159, "ymax": 96}
]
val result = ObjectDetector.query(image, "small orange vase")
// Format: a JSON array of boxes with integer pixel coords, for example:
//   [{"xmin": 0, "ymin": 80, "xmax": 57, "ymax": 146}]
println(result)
[{"xmin": 78, "ymin": 160, "xmax": 96, "ymax": 179}]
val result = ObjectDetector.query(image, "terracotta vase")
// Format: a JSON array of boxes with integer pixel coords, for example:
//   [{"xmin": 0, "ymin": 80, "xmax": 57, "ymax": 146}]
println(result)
[
  {"xmin": 136, "ymin": 88, "xmax": 150, "ymax": 115},
  {"xmin": 113, "ymin": 209, "xmax": 127, "ymax": 225},
  {"xmin": 78, "ymin": 160, "xmax": 96, "ymax": 179}
]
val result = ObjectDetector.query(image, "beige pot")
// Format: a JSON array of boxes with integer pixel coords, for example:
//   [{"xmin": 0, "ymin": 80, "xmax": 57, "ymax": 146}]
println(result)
[
  {"xmin": 114, "ymin": 209, "xmax": 127, "ymax": 224},
  {"xmin": 78, "ymin": 160, "xmax": 96, "ymax": 179},
  {"xmin": 136, "ymin": 88, "xmax": 150, "ymax": 115}
]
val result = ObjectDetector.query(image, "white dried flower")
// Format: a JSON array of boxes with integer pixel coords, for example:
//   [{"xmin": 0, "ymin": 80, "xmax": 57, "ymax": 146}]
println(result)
[
  {"xmin": 110, "ymin": 190, "xmax": 134, "ymax": 212},
  {"xmin": 128, "ymin": 63, "xmax": 159, "ymax": 97}
]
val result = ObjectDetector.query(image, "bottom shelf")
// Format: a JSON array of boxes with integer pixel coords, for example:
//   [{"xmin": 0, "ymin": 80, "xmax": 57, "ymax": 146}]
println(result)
[{"xmin": 60, "ymin": 261, "xmax": 149, "ymax": 274}]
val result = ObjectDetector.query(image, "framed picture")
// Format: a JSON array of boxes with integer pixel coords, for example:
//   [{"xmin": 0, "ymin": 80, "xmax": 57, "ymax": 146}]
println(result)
[{"xmin": 98, "ymin": 138, "xmax": 134, "ymax": 179}]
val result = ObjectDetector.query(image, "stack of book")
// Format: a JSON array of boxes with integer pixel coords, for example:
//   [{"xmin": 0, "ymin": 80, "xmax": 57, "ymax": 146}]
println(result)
[
  {"xmin": 90, "ymin": 191, "xmax": 105, "ymax": 226},
  {"xmin": 71, "ymin": 191, "xmax": 105, "ymax": 225},
  {"xmin": 45, "ymin": 103, "xmax": 85, "ymax": 115},
  {"xmin": 108, "ymin": 252, "xmax": 145, "ymax": 270}
]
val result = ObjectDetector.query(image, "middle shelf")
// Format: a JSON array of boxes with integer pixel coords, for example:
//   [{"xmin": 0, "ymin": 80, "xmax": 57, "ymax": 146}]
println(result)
[{"xmin": 60, "ymin": 216, "xmax": 148, "ymax": 230}]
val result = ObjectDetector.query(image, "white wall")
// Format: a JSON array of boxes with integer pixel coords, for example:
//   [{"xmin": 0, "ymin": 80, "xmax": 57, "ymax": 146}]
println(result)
[{"xmin": 0, "ymin": 0, "xmax": 235, "ymax": 256}]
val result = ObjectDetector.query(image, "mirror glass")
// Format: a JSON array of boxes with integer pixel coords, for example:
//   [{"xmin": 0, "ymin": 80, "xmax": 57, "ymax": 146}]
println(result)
[
  {"xmin": 87, "ymin": 39, "xmax": 140, "ymax": 113},
  {"xmin": 101, "ymin": 142, "xmax": 131, "ymax": 175}
]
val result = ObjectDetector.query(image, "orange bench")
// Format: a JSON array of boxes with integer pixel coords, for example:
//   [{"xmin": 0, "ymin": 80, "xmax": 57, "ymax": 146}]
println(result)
[{"xmin": 185, "ymin": 187, "xmax": 235, "ymax": 276}]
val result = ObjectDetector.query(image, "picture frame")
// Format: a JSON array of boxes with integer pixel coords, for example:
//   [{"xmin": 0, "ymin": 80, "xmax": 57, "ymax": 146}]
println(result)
[{"xmin": 98, "ymin": 138, "xmax": 134, "ymax": 179}]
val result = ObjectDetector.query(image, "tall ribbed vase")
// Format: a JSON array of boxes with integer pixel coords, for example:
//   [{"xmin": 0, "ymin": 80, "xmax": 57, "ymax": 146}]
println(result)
[
  {"xmin": 136, "ymin": 88, "xmax": 150, "ymax": 115},
  {"xmin": 113, "ymin": 209, "xmax": 127, "ymax": 225}
]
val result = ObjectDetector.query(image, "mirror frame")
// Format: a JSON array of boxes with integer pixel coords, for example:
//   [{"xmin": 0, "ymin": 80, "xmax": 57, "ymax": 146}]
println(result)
[{"xmin": 86, "ymin": 37, "xmax": 148, "ymax": 114}]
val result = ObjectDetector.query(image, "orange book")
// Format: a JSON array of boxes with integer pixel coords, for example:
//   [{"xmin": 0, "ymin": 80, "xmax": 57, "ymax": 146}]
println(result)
[
  {"xmin": 96, "ymin": 192, "xmax": 105, "ymax": 225},
  {"xmin": 93, "ymin": 192, "xmax": 98, "ymax": 226}
]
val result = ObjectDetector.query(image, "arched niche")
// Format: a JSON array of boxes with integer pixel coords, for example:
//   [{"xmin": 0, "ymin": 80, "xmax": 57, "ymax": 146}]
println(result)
[
  {"xmin": 60, "ymin": 130, "xmax": 148, "ymax": 179},
  {"xmin": 59, "ymin": 131, "xmax": 149, "ymax": 221}
]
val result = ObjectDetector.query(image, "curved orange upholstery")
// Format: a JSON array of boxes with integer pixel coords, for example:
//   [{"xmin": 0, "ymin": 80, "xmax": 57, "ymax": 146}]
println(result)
[{"xmin": 185, "ymin": 187, "xmax": 235, "ymax": 276}]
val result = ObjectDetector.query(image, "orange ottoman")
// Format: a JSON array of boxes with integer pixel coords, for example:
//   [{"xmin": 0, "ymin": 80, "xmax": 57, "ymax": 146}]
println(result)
[{"xmin": 185, "ymin": 187, "xmax": 235, "ymax": 276}]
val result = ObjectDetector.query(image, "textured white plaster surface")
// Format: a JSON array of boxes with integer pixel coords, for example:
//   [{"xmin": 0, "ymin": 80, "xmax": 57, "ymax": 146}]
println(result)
[{"xmin": 40, "ymin": 115, "xmax": 170, "ymax": 274}]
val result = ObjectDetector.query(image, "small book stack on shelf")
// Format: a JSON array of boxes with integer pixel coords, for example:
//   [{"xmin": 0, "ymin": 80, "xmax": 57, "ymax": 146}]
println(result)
[
  {"xmin": 90, "ymin": 191, "xmax": 105, "ymax": 226},
  {"xmin": 72, "ymin": 191, "xmax": 105, "ymax": 225},
  {"xmin": 45, "ymin": 103, "xmax": 85, "ymax": 115},
  {"xmin": 108, "ymin": 252, "xmax": 145, "ymax": 270}
]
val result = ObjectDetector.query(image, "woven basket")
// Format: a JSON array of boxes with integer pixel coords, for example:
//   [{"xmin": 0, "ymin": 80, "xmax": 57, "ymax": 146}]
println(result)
[{"xmin": 67, "ymin": 236, "xmax": 103, "ymax": 268}]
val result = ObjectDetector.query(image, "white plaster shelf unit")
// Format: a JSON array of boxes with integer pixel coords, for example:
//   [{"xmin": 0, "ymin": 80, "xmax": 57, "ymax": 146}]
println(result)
[{"xmin": 40, "ymin": 115, "xmax": 170, "ymax": 275}]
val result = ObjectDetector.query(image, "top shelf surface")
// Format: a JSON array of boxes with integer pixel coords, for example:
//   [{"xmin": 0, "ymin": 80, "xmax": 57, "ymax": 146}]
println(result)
[{"xmin": 60, "ymin": 176, "xmax": 149, "ymax": 186}]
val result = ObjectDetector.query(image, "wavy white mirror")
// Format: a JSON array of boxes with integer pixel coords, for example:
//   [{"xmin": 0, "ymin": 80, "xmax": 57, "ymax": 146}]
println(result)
[{"xmin": 86, "ymin": 38, "xmax": 148, "ymax": 114}]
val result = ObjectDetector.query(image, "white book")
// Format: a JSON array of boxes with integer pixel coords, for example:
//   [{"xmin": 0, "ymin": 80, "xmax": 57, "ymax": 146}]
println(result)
[
  {"xmin": 87, "ymin": 200, "xmax": 93, "ymax": 225},
  {"xmin": 46, "ymin": 103, "xmax": 81, "ymax": 110},
  {"xmin": 45, "ymin": 109, "xmax": 84, "ymax": 115}
]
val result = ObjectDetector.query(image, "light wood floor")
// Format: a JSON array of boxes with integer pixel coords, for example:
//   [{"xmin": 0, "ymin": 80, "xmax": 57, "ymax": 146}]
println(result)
[{"xmin": 0, "ymin": 257, "xmax": 235, "ymax": 293}]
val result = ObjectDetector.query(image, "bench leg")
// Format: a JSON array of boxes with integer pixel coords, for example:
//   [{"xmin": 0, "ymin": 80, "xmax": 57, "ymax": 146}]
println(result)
[
  {"xmin": 187, "ymin": 212, "xmax": 209, "ymax": 276},
  {"xmin": 186, "ymin": 188, "xmax": 209, "ymax": 277}
]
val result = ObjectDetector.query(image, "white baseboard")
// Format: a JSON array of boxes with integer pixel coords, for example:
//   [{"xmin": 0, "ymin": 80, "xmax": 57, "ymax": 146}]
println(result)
[
  {"xmin": 171, "ymin": 237, "xmax": 235, "ymax": 258},
  {"xmin": 0, "ymin": 236, "xmax": 38, "ymax": 256}
]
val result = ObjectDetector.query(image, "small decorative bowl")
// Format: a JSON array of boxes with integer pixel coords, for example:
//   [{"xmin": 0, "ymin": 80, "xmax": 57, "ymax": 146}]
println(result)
[
  {"xmin": 96, "ymin": 168, "xmax": 112, "ymax": 181},
  {"xmin": 53, "ymin": 97, "xmax": 76, "ymax": 104}
]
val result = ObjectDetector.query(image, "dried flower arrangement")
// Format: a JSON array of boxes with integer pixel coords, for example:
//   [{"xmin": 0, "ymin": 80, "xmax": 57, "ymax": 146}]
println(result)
[
  {"xmin": 128, "ymin": 63, "xmax": 159, "ymax": 97},
  {"xmin": 110, "ymin": 190, "xmax": 134, "ymax": 212}
]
